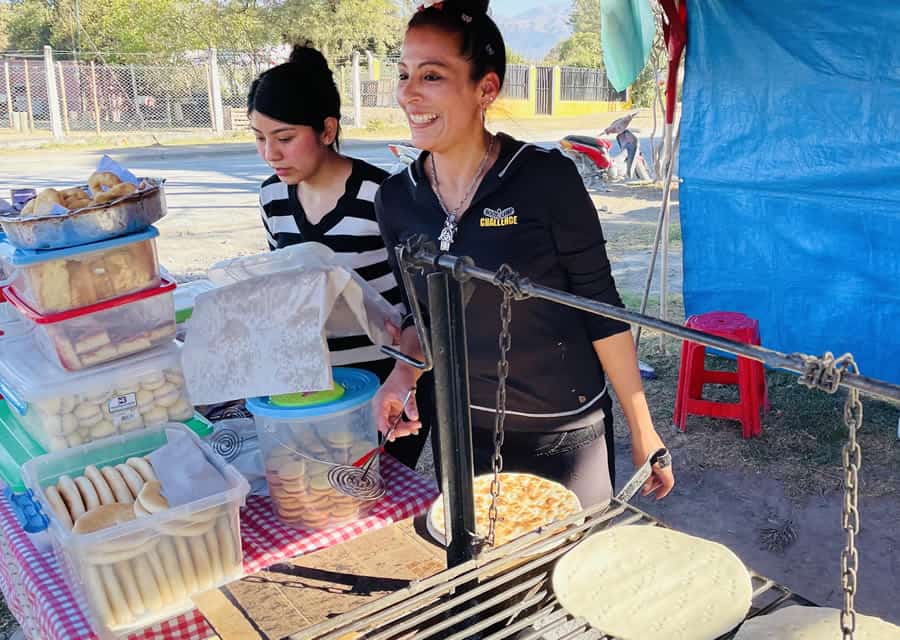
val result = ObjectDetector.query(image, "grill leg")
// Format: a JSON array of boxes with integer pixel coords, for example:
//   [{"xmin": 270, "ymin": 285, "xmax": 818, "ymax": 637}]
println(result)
[{"xmin": 427, "ymin": 271, "xmax": 478, "ymax": 568}]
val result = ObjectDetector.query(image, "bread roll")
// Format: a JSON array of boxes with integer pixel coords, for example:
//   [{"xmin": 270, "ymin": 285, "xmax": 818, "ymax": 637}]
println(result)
[{"xmin": 73, "ymin": 503, "xmax": 137, "ymax": 535}]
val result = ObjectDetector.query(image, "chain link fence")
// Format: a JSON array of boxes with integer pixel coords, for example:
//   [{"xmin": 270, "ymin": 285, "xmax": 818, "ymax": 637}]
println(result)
[{"xmin": 0, "ymin": 49, "xmax": 623, "ymax": 140}]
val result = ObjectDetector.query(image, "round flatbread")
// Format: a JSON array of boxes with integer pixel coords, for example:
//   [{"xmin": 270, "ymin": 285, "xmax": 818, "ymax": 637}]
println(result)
[
  {"xmin": 552, "ymin": 525, "xmax": 753, "ymax": 640},
  {"xmin": 733, "ymin": 606, "xmax": 900, "ymax": 639},
  {"xmin": 428, "ymin": 473, "xmax": 581, "ymax": 547}
]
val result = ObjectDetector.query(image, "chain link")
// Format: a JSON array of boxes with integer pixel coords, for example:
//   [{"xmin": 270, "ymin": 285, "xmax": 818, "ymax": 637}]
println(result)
[
  {"xmin": 485, "ymin": 265, "xmax": 529, "ymax": 548},
  {"xmin": 796, "ymin": 352, "xmax": 863, "ymax": 639}
]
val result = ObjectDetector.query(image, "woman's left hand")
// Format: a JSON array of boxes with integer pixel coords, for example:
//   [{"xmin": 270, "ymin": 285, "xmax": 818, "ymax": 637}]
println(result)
[{"xmin": 630, "ymin": 427, "xmax": 675, "ymax": 500}]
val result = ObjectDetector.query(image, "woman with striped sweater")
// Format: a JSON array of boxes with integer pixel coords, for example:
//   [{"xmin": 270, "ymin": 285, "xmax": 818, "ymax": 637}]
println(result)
[{"xmin": 248, "ymin": 45, "xmax": 432, "ymax": 468}]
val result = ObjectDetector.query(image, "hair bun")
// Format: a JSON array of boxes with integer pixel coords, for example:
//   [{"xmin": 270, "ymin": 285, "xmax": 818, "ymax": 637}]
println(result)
[
  {"xmin": 288, "ymin": 45, "xmax": 332, "ymax": 76},
  {"xmin": 445, "ymin": 0, "xmax": 490, "ymax": 15}
]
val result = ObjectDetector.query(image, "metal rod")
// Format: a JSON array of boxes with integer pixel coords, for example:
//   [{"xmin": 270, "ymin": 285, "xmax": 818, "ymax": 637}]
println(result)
[
  {"xmin": 23, "ymin": 60, "xmax": 34, "ymax": 131},
  {"xmin": 403, "ymin": 247, "xmax": 900, "ymax": 403},
  {"xmin": 89, "ymin": 61, "xmax": 101, "ymax": 135},
  {"xmin": 56, "ymin": 62, "xmax": 70, "ymax": 133},
  {"xmin": 4, "ymin": 62, "xmax": 13, "ymax": 129},
  {"xmin": 427, "ymin": 270, "xmax": 478, "ymax": 567}
]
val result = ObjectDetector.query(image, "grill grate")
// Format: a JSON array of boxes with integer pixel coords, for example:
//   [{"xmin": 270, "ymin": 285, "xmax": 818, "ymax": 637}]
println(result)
[{"xmin": 288, "ymin": 501, "xmax": 815, "ymax": 640}]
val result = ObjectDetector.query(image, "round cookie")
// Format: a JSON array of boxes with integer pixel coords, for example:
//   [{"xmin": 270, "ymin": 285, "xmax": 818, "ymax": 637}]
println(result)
[
  {"xmin": 144, "ymin": 548, "xmax": 174, "ymax": 605},
  {"xmin": 100, "ymin": 466, "xmax": 134, "ymax": 504},
  {"xmin": 61, "ymin": 414, "xmax": 79, "ymax": 435},
  {"xmin": 166, "ymin": 399, "xmax": 194, "ymax": 421},
  {"xmin": 140, "ymin": 374, "xmax": 166, "ymax": 392},
  {"xmin": 99, "ymin": 564, "xmax": 132, "ymax": 627},
  {"xmin": 73, "ymin": 503, "xmax": 136, "ymax": 534},
  {"xmin": 74, "ymin": 476, "xmax": 101, "ymax": 511},
  {"xmin": 137, "ymin": 481, "xmax": 168, "ymax": 514},
  {"xmin": 135, "ymin": 390, "xmax": 155, "ymax": 410},
  {"xmin": 113, "ymin": 560, "xmax": 145, "ymax": 618},
  {"xmin": 187, "ymin": 535, "xmax": 214, "ymax": 590},
  {"xmin": 215, "ymin": 517, "xmax": 239, "ymax": 575},
  {"xmin": 131, "ymin": 555, "xmax": 163, "ymax": 610},
  {"xmin": 204, "ymin": 528, "xmax": 224, "ymax": 584},
  {"xmin": 66, "ymin": 432, "xmax": 84, "ymax": 448},
  {"xmin": 47, "ymin": 436, "xmax": 68, "ymax": 452},
  {"xmin": 140, "ymin": 406, "xmax": 169, "ymax": 426},
  {"xmin": 36, "ymin": 397, "xmax": 62, "ymax": 414},
  {"xmin": 85, "ymin": 465, "xmax": 116, "ymax": 506},
  {"xmin": 42, "ymin": 414, "xmax": 63, "ymax": 436},
  {"xmin": 172, "ymin": 536, "xmax": 199, "ymax": 594},
  {"xmin": 58, "ymin": 475, "xmax": 87, "ymax": 520},
  {"xmin": 118, "ymin": 414, "xmax": 144, "ymax": 433},
  {"xmin": 60, "ymin": 396, "xmax": 77, "ymax": 414},
  {"xmin": 164, "ymin": 370, "xmax": 184, "ymax": 385},
  {"xmin": 126, "ymin": 457, "xmax": 157, "ymax": 483},
  {"xmin": 155, "ymin": 539, "xmax": 187, "ymax": 603},
  {"xmin": 89, "ymin": 420, "xmax": 116, "ymax": 439},
  {"xmin": 75, "ymin": 402, "xmax": 102, "ymax": 422},
  {"xmin": 84, "ymin": 565, "xmax": 116, "ymax": 627},
  {"xmin": 44, "ymin": 485, "xmax": 74, "ymax": 529},
  {"xmin": 116, "ymin": 464, "xmax": 145, "ymax": 498}
]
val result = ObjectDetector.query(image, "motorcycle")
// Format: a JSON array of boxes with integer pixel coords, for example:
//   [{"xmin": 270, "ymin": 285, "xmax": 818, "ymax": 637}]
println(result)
[{"xmin": 559, "ymin": 111, "xmax": 652, "ymax": 188}]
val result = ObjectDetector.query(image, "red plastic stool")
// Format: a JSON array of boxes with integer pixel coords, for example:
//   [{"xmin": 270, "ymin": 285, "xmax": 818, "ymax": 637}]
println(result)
[{"xmin": 673, "ymin": 311, "xmax": 769, "ymax": 438}]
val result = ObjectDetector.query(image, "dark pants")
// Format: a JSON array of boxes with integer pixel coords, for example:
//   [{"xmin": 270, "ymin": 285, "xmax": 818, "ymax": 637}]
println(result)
[
  {"xmin": 359, "ymin": 357, "xmax": 434, "ymax": 470},
  {"xmin": 434, "ymin": 393, "xmax": 617, "ymax": 507}
]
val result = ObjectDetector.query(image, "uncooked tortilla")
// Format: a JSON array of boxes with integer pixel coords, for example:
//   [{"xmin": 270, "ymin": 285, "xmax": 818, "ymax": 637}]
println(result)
[
  {"xmin": 552, "ymin": 525, "xmax": 753, "ymax": 640},
  {"xmin": 733, "ymin": 606, "xmax": 900, "ymax": 639}
]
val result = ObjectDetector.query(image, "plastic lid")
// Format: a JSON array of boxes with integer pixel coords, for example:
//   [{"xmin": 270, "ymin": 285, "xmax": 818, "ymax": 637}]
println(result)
[
  {"xmin": 173, "ymin": 279, "xmax": 216, "ymax": 324},
  {"xmin": 0, "ymin": 333, "xmax": 182, "ymax": 413},
  {"xmin": 271, "ymin": 383, "xmax": 346, "ymax": 408},
  {"xmin": 4, "ymin": 226, "xmax": 159, "ymax": 266},
  {"xmin": 246, "ymin": 367, "xmax": 379, "ymax": 418},
  {"xmin": 3, "ymin": 275, "xmax": 175, "ymax": 324},
  {"xmin": 0, "ymin": 402, "xmax": 213, "ymax": 492}
]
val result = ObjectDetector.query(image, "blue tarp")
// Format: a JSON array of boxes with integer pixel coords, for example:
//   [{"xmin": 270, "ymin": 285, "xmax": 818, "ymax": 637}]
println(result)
[{"xmin": 679, "ymin": 0, "xmax": 900, "ymax": 384}]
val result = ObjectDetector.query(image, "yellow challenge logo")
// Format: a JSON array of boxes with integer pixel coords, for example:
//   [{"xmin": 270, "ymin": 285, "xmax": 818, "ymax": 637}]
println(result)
[{"xmin": 480, "ymin": 206, "xmax": 518, "ymax": 227}]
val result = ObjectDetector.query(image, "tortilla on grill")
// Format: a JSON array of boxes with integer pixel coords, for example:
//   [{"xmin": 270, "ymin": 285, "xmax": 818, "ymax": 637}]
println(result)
[
  {"xmin": 428, "ymin": 473, "xmax": 581, "ymax": 547},
  {"xmin": 733, "ymin": 606, "xmax": 900, "ymax": 639},
  {"xmin": 552, "ymin": 525, "xmax": 753, "ymax": 640}
]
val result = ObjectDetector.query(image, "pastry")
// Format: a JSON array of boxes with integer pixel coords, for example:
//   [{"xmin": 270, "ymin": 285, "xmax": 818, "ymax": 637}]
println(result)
[
  {"xmin": 126, "ymin": 457, "xmax": 157, "ymax": 483},
  {"xmin": 215, "ymin": 517, "xmax": 238, "ymax": 574},
  {"xmin": 116, "ymin": 337, "xmax": 153, "ymax": 357},
  {"xmin": 54, "ymin": 336, "xmax": 82, "ymax": 370},
  {"xmin": 57, "ymin": 475, "xmax": 87, "ymax": 520},
  {"xmin": 113, "ymin": 560, "xmax": 145, "ymax": 618},
  {"xmin": 167, "ymin": 399, "xmax": 194, "ymax": 421},
  {"xmin": 137, "ymin": 481, "xmax": 168, "ymax": 513},
  {"xmin": 99, "ymin": 565, "xmax": 131, "ymax": 627},
  {"xmin": 88, "ymin": 171, "xmax": 122, "ymax": 194},
  {"xmin": 172, "ymin": 536, "xmax": 199, "ymax": 594},
  {"xmin": 74, "ymin": 332, "xmax": 112, "ymax": 356},
  {"xmin": 140, "ymin": 406, "xmax": 168, "ymax": 426},
  {"xmin": 84, "ymin": 565, "xmax": 116, "ymax": 627},
  {"xmin": 115, "ymin": 464, "xmax": 145, "ymax": 499},
  {"xmin": 73, "ymin": 504, "xmax": 136, "ymax": 534},
  {"xmin": 80, "ymin": 345, "xmax": 119, "ymax": 367},
  {"xmin": 74, "ymin": 476, "xmax": 101, "ymax": 511},
  {"xmin": 429, "ymin": 473, "xmax": 582, "ymax": 547},
  {"xmin": 85, "ymin": 465, "xmax": 116, "ymax": 505},
  {"xmin": 61, "ymin": 414, "xmax": 79, "ymax": 435},
  {"xmin": 733, "ymin": 606, "xmax": 900, "ymax": 639},
  {"xmin": 44, "ymin": 485, "xmax": 74, "ymax": 529},
  {"xmin": 141, "ymin": 374, "xmax": 166, "ymax": 392},
  {"xmin": 187, "ymin": 535, "xmax": 213, "ymax": 591},
  {"xmin": 204, "ymin": 528, "xmax": 224, "ymax": 584},
  {"xmin": 132, "ymin": 555, "xmax": 163, "ymax": 611},
  {"xmin": 36, "ymin": 397, "xmax": 62, "ymax": 414},
  {"xmin": 89, "ymin": 420, "xmax": 116, "ymax": 439},
  {"xmin": 47, "ymin": 435, "xmax": 68, "ymax": 451},
  {"xmin": 146, "ymin": 547, "xmax": 175, "ymax": 605},
  {"xmin": 66, "ymin": 432, "xmax": 84, "ymax": 447},
  {"xmin": 552, "ymin": 526, "xmax": 753, "ymax": 640},
  {"xmin": 135, "ymin": 389, "xmax": 155, "ymax": 410},
  {"xmin": 42, "ymin": 414, "xmax": 63, "ymax": 436},
  {"xmin": 157, "ymin": 538, "xmax": 187, "ymax": 602},
  {"xmin": 100, "ymin": 466, "xmax": 134, "ymax": 504}
]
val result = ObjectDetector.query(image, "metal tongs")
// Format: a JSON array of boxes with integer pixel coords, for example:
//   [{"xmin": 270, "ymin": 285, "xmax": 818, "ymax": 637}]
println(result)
[
  {"xmin": 351, "ymin": 388, "xmax": 415, "ymax": 480},
  {"xmin": 576, "ymin": 447, "xmax": 671, "ymax": 544}
]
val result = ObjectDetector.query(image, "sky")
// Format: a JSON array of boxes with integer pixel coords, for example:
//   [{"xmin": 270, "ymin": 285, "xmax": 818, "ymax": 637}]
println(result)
[{"xmin": 489, "ymin": 0, "xmax": 547, "ymax": 15}]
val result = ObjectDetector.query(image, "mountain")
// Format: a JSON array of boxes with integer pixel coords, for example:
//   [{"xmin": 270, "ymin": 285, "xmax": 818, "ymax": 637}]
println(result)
[{"xmin": 493, "ymin": 3, "xmax": 572, "ymax": 63}]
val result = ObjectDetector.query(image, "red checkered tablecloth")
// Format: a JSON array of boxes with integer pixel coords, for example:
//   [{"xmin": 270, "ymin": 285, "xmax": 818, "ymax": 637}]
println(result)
[{"xmin": 0, "ymin": 456, "xmax": 438, "ymax": 640}]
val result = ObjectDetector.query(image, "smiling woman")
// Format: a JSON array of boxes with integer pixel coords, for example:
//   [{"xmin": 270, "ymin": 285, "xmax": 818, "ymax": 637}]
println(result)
[
  {"xmin": 374, "ymin": 0, "xmax": 676, "ymax": 507},
  {"xmin": 244, "ymin": 45, "xmax": 435, "ymax": 469}
]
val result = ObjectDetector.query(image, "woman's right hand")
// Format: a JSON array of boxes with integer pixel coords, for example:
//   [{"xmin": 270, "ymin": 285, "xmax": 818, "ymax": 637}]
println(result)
[{"xmin": 374, "ymin": 368, "xmax": 420, "ymax": 440}]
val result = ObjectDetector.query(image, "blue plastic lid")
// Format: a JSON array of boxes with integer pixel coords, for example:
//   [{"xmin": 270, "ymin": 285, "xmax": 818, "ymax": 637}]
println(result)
[
  {"xmin": 246, "ymin": 367, "xmax": 379, "ymax": 418},
  {"xmin": 4, "ymin": 487, "xmax": 49, "ymax": 534},
  {"xmin": 6, "ymin": 226, "xmax": 159, "ymax": 266}
]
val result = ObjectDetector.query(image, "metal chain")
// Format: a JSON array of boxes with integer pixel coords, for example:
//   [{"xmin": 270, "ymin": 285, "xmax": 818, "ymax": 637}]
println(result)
[
  {"xmin": 796, "ymin": 352, "xmax": 863, "ymax": 639},
  {"xmin": 485, "ymin": 265, "xmax": 530, "ymax": 548}
]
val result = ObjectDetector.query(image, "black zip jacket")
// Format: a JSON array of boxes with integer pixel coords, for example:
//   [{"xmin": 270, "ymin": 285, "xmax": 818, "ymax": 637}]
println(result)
[{"xmin": 375, "ymin": 133, "xmax": 629, "ymax": 433}]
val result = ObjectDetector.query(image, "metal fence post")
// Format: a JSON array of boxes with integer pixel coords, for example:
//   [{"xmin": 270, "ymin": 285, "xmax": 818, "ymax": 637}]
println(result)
[
  {"xmin": 43, "ymin": 47, "xmax": 64, "ymax": 140},
  {"xmin": 128, "ymin": 64, "xmax": 145, "ymax": 128},
  {"xmin": 208, "ymin": 48, "xmax": 225, "ymax": 135},
  {"xmin": 56, "ymin": 62, "xmax": 70, "ymax": 133},
  {"xmin": 89, "ymin": 61, "xmax": 101, "ymax": 134},
  {"xmin": 365, "ymin": 50, "xmax": 375, "ymax": 80},
  {"xmin": 3, "ymin": 61, "xmax": 12, "ymax": 129},
  {"xmin": 23, "ymin": 60, "xmax": 34, "ymax": 131},
  {"xmin": 351, "ymin": 51, "xmax": 362, "ymax": 128}
]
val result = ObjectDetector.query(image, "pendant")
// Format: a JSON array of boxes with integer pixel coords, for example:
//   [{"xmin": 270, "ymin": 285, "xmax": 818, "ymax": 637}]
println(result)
[{"xmin": 438, "ymin": 217, "xmax": 457, "ymax": 251}]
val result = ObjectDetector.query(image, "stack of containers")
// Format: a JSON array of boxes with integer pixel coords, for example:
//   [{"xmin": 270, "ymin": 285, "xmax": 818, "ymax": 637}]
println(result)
[
  {"xmin": 0, "ymin": 224, "xmax": 185, "ymax": 451},
  {"xmin": 0, "ymin": 186, "xmax": 247, "ymax": 637}
]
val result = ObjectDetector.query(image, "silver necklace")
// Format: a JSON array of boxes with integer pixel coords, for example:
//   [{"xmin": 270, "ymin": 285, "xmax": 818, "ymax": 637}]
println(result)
[{"xmin": 430, "ymin": 134, "xmax": 495, "ymax": 251}]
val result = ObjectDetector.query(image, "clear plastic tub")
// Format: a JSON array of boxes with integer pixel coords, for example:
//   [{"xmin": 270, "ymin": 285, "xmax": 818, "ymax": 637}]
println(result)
[
  {"xmin": 22, "ymin": 424, "xmax": 249, "ymax": 639},
  {"xmin": 173, "ymin": 279, "xmax": 215, "ymax": 325},
  {"xmin": 0, "ymin": 334, "xmax": 193, "ymax": 452},
  {"xmin": 2, "ymin": 227, "xmax": 161, "ymax": 315},
  {"xmin": 3, "ymin": 277, "xmax": 177, "ymax": 372},
  {"xmin": 246, "ymin": 367, "xmax": 380, "ymax": 530}
]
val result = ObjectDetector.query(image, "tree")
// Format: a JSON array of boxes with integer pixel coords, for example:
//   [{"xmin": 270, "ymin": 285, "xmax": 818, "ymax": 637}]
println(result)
[
  {"xmin": 5, "ymin": 0, "xmax": 53, "ymax": 51},
  {"xmin": 277, "ymin": 0, "xmax": 404, "ymax": 61},
  {"xmin": 507, "ymin": 49, "xmax": 527, "ymax": 64},
  {"xmin": 544, "ymin": 31, "xmax": 602, "ymax": 68},
  {"xmin": 567, "ymin": 0, "xmax": 599, "ymax": 35}
]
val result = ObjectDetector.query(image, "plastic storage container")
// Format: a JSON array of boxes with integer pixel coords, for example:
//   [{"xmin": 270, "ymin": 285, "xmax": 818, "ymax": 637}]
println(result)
[
  {"xmin": 0, "ymin": 334, "xmax": 193, "ymax": 452},
  {"xmin": 0, "ymin": 179, "xmax": 166, "ymax": 251},
  {"xmin": 173, "ymin": 279, "xmax": 215, "ymax": 325},
  {"xmin": 22, "ymin": 424, "xmax": 249, "ymax": 639},
  {"xmin": 3, "ymin": 276, "xmax": 177, "ymax": 372},
  {"xmin": 2, "ymin": 227, "xmax": 161, "ymax": 315},
  {"xmin": 247, "ymin": 367, "xmax": 380, "ymax": 530}
]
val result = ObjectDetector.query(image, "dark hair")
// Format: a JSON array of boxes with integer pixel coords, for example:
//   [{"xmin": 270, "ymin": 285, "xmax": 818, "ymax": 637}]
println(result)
[
  {"xmin": 247, "ymin": 45, "xmax": 342, "ymax": 149},
  {"xmin": 408, "ymin": 0, "xmax": 506, "ymax": 88}
]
